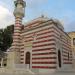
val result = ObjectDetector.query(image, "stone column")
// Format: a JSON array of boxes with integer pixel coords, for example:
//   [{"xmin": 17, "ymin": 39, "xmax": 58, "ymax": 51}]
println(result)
[{"xmin": 1, "ymin": 58, "xmax": 3, "ymax": 67}]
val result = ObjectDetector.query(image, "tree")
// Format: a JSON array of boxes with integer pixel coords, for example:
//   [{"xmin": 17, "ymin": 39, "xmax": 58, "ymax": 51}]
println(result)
[
  {"xmin": 0, "ymin": 25, "xmax": 14, "ymax": 51},
  {"xmin": 0, "ymin": 29, "xmax": 4, "ymax": 51}
]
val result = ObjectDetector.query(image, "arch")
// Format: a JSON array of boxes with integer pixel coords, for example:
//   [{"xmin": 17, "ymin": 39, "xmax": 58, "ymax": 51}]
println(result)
[
  {"xmin": 25, "ymin": 52, "xmax": 30, "ymax": 65},
  {"xmin": 58, "ymin": 50, "xmax": 61, "ymax": 68}
]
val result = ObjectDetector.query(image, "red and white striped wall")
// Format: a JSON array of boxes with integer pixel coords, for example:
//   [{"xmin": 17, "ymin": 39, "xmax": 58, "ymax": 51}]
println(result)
[
  {"xmin": 20, "ymin": 19, "xmax": 72, "ymax": 70},
  {"xmin": 10, "ymin": 16, "xmax": 23, "ymax": 64}
]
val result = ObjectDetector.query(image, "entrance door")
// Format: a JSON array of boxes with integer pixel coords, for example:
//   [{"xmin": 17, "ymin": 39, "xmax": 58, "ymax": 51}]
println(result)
[
  {"xmin": 58, "ymin": 50, "xmax": 61, "ymax": 68},
  {"xmin": 25, "ymin": 52, "xmax": 30, "ymax": 68}
]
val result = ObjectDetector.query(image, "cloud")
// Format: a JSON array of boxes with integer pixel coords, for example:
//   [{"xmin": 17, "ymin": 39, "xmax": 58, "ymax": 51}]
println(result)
[
  {"xmin": 27, "ymin": 0, "xmax": 47, "ymax": 4},
  {"xmin": 26, "ymin": 0, "xmax": 48, "ymax": 8},
  {"xmin": 0, "ymin": 5, "xmax": 14, "ymax": 29}
]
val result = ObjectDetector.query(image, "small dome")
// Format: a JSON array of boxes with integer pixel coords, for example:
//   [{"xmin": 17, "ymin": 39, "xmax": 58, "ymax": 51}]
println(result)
[{"xmin": 52, "ymin": 18, "xmax": 64, "ymax": 31}]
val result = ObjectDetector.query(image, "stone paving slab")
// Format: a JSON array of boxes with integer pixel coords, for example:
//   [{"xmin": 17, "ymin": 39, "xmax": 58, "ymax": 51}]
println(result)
[
  {"xmin": 0, "ymin": 68, "xmax": 75, "ymax": 75},
  {"xmin": 37, "ymin": 71, "xmax": 75, "ymax": 75},
  {"xmin": 0, "ymin": 71, "xmax": 75, "ymax": 75}
]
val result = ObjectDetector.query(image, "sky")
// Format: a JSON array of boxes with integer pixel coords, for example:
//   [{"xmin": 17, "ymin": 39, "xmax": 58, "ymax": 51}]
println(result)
[{"xmin": 0, "ymin": 0, "xmax": 75, "ymax": 32}]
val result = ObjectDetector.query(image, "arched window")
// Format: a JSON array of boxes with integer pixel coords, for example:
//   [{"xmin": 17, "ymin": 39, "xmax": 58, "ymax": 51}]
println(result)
[
  {"xmin": 58, "ymin": 50, "xmax": 61, "ymax": 68},
  {"xmin": 25, "ymin": 52, "xmax": 30, "ymax": 64}
]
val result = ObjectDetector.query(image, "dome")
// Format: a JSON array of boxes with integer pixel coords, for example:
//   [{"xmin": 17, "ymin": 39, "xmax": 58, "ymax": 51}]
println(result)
[{"xmin": 52, "ymin": 18, "xmax": 64, "ymax": 31}]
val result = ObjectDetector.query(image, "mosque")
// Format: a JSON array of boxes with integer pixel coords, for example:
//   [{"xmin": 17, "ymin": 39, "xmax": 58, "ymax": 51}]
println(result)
[{"xmin": 0, "ymin": 0, "xmax": 75, "ymax": 75}]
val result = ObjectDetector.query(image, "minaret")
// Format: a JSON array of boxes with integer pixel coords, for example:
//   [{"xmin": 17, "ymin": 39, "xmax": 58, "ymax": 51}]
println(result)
[
  {"xmin": 8, "ymin": 0, "xmax": 26, "ymax": 65},
  {"xmin": 13, "ymin": 0, "xmax": 26, "ymax": 63}
]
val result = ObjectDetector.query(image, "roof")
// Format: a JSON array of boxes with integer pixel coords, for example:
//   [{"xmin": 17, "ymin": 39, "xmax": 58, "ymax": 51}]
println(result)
[
  {"xmin": 24, "ymin": 16, "xmax": 64, "ymax": 31},
  {"xmin": 67, "ymin": 31, "xmax": 75, "ymax": 34},
  {"xmin": 21, "ymin": 16, "xmax": 71, "ymax": 38},
  {"xmin": 24, "ymin": 16, "xmax": 50, "ymax": 26}
]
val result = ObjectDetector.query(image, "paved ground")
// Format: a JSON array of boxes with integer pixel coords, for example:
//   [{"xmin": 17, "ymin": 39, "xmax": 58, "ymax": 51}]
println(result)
[
  {"xmin": 0, "ymin": 71, "xmax": 75, "ymax": 75},
  {"xmin": 36, "ymin": 69, "xmax": 75, "ymax": 75},
  {"xmin": 37, "ymin": 71, "xmax": 75, "ymax": 75},
  {"xmin": 0, "ymin": 68, "xmax": 75, "ymax": 75}
]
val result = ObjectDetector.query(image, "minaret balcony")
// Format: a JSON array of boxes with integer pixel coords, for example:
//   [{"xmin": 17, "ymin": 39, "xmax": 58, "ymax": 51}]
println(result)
[{"xmin": 14, "ymin": 8, "xmax": 24, "ymax": 17}]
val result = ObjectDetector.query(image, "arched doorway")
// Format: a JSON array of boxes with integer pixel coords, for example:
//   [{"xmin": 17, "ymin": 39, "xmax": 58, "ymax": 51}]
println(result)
[
  {"xmin": 25, "ymin": 52, "xmax": 31, "ymax": 68},
  {"xmin": 58, "ymin": 50, "xmax": 61, "ymax": 68}
]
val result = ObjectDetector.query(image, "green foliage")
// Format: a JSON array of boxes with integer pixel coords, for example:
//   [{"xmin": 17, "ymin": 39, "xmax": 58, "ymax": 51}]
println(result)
[
  {"xmin": 0, "ymin": 29, "xmax": 4, "ymax": 51},
  {"xmin": 0, "ymin": 25, "xmax": 14, "ymax": 51}
]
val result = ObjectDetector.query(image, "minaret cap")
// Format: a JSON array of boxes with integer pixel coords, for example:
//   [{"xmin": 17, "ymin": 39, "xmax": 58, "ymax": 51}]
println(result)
[{"xmin": 14, "ymin": 0, "xmax": 26, "ymax": 7}]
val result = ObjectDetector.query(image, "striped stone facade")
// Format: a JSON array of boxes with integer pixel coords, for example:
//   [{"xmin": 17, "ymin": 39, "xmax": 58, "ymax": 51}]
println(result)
[
  {"xmin": 20, "ymin": 17, "xmax": 73, "ymax": 70},
  {"xmin": 68, "ymin": 32, "xmax": 75, "ymax": 67},
  {"xmin": 11, "ymin": 17, "xmax": 22, "ymax": 64}
]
